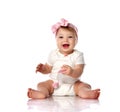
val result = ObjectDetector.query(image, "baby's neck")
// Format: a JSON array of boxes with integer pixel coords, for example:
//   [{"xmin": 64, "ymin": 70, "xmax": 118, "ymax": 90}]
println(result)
[{"xmin": 59, "ymin": 50, "xmax": 74, "ymax": 56}]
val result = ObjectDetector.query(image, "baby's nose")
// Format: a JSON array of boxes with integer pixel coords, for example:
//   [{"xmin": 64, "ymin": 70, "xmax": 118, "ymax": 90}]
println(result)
[{"xmin": 63, "ymin": 37, "xmax": 68, "ymax": 42}]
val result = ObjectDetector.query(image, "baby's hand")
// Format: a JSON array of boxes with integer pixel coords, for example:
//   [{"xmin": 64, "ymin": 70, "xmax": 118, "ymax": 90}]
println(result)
[
  {"xmin": 59, "ymin": 65, "xmax": 73, "ymax": 76},
  {"xmin": 36, "ymin": 63, "xmax": 45, "ymax": 73}
]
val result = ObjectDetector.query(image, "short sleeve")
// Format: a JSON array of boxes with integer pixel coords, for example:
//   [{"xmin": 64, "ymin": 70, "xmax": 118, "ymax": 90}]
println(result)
[
  {"xmin": 74, "ymin": 50, "xmax": 85, "ymax": 65},
  {"xmin": 47, "ymin": 50, "xmax": 56, "ymax": 66}
]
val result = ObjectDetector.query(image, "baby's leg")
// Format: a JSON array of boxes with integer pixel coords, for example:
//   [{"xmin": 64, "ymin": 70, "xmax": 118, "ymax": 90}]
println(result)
[
  {"xmin": 74, "ymin": 81, "xmax": 100, "ymax": 99},
  {"xmin": 27, "ymin": 80, "xmax": 54, "ymax": 99}
]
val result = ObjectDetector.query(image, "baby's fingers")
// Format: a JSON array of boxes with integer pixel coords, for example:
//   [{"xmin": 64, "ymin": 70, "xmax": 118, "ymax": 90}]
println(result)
[{"xmin": 35, "ymin": 63, "xmax": 43, "ymax": 73}]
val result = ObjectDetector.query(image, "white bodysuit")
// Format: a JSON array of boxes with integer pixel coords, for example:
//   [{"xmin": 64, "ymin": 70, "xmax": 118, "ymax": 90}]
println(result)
[{"xmin": 47, "ymin": 49, "xmax": 85, "ymax": 96}]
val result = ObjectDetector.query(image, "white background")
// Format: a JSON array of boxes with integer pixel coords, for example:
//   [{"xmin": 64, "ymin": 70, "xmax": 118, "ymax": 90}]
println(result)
[{"xmin": 0, "ymin": 0, "xmax": 120, "ymax": 111}]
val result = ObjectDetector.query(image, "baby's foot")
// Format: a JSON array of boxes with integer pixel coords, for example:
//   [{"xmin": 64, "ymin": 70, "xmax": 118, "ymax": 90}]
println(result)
[
  {"xmin": 78, "ymin": 88, "xmax": 100, "ymax": 99},
  {"xmin": 27, "ymin": 88, "xmax": 46, "ymax": 99}
]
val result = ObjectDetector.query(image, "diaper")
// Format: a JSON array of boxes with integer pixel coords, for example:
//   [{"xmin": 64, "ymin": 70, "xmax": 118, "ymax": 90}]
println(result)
[{"xmin": 52, "ymin": 83, "xmax": 75, "ymax": 96}]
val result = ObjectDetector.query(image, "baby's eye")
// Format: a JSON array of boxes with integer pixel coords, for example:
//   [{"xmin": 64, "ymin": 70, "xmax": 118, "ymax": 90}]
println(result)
[
  {"xmin": 58, "ymin": 36, "xmax": 63, "ymax": 38},
  {"xmin": 68, "ymin": 36, "xmax": 73, "ymax": 38}
]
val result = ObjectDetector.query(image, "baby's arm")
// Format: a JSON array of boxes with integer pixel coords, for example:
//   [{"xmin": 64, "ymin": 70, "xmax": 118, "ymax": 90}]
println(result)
[
  {"xmin": 71, "ymin": 64, "xmax": 84, "ymax": 78},
  {"xmin": 60, "ymin": 64, "xmax": 84, "ymax": 78},
  {"xmin": 36, "ymin": 63, "xmax": 52, "ymax": 74}
]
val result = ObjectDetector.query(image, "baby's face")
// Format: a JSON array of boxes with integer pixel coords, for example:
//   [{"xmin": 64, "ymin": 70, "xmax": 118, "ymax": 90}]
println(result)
[{"xmin": 56, "ymin": 28, "xmax": 77, "ymax": 55}]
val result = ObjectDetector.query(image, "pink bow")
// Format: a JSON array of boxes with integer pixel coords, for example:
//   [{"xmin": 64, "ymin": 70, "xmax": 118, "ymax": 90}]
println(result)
[
  {"xmin": 51, "ymin": 18, "xmax": 68, "ymax": 34},
  {"xmin": 51, "ymin": 18, "xmax": 78, "ymax": 34}
]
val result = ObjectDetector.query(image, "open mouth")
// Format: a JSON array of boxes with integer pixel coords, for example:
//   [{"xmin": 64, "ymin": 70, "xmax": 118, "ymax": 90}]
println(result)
[{"xmin": 62, "ymin": 44, "xmax": 70, "ymax": 48}]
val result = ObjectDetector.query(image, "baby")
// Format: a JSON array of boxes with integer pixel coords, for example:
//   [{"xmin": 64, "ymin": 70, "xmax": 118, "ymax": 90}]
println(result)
[{"xmin": 27, "ymin": 18, "xmax": 100, "ymax": 99}]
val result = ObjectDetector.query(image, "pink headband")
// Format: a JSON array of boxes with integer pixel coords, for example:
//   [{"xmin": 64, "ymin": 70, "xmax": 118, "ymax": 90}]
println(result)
[{"xmin": 51, "ymin": 18, "xmax": 78, "ymax": 35}]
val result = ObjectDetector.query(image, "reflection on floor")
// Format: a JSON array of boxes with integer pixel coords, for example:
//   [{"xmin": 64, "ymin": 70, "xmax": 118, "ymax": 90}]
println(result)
[{"xmin": 27, "ymin": 96, "xmax": 99, "ymax": 112}]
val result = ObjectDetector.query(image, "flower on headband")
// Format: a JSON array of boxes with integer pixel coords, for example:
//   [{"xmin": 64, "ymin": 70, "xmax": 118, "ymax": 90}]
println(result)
[
  {"xmin": 51, "ymin": 18, "xmax": 78, "ymax": 34},
  {"xmin": 51, "ymin": 18, "xmax": 68, "ymax": 34}
]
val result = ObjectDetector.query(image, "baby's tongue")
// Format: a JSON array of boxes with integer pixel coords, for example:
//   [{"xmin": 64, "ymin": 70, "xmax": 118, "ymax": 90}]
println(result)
[{"xmin": 63, "ymin": 44, "xmax": 69, "ymax": 48}]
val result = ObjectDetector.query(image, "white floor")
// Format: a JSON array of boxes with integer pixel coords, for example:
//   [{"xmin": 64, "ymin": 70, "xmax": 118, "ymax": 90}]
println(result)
[
  {"xmin": 27, "ymin": 96, "xmax": 98, "ymax": 111},
  {"xmin": 1, "ymin": 76, "xmax": 120, "ymax": 112},
  {"xmin": 27, "ymin": 96, "xmax": 100, "ymax": 112}
]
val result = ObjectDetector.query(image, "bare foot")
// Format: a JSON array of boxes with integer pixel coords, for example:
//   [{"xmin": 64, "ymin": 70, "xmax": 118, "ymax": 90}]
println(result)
[
  {"xmin": 27, "ymin": 88, "xmax": 47, "ymax": 99},
  {"xmin": 78, "ymin": 88, "xmax": 100, "ymax": 99}
]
